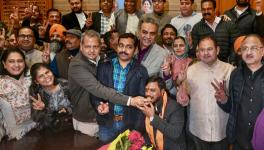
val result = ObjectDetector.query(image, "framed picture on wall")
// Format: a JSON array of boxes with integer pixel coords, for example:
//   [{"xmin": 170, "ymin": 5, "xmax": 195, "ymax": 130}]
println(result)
[{"xmin": 141, "ymin": 0, "xmax": 153, "ymax": 13}]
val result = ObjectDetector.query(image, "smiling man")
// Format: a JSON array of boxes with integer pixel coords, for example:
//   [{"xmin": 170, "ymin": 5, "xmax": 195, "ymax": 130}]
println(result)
[
  {"xmin": 17, "ymin": 26, "xmax": 42, "ymax": 68},
  {"xmin": 108, "ymin": 0, "xmax": 143, "ymax": 34},
  {"xmin": 137, "ymin": 16, "xmax": 168, "ymax": 76}
]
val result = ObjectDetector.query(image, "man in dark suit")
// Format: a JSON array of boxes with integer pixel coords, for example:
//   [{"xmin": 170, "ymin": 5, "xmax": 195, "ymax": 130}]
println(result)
[
  {"xmin": 62, "ymin": 0, "xmax": 88, "ymax": 31},
  {"xmin": 84, "ymin": 0, "xmax": 113, "ymax": 34},
  {"xmin": 91, "ymin": 33, "xmax": 149, "ymax": 143},
  {"xmin": 139, "ymin": 76, "xmax": 186, "ymax": 150}
]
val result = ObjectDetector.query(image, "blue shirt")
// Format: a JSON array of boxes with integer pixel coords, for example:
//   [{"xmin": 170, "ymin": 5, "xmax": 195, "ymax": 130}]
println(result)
[{"xmin": 112, "ymin": 57, "xmax": 133, "ymax": 116}]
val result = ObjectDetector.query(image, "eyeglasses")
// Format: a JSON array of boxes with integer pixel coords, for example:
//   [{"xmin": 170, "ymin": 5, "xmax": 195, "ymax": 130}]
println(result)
[
  {"xmin": 18, "ymin": 34, "xmax": 34, "ymax": 39},
  {"xmin": 240, "ymin": 46, "xmax": 263, "ymax": 52}
]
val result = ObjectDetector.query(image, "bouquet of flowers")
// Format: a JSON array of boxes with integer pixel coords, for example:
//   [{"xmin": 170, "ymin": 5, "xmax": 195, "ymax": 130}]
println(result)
[{"xmin": 98, "ymin": 130, "xmax": 153, "ymax": 150}]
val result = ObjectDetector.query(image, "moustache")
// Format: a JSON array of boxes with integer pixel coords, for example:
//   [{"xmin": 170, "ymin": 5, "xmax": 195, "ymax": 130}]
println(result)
[
  {"xmin": 246, "ymin": 54, "xmax": 253, "ymax": 58},
  {"xmin": 203, "ymin": 13, "xmax": 211, "ymax": 16},
  {"xmin": 118, "ymin": 51, "xmax": 129, "ymax": 56}
]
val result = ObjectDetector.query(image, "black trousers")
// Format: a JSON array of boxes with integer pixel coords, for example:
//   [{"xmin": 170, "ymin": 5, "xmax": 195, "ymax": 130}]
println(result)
[
  {"xmin": 187, "ymin": 131, "xmax": 228, "ymax": 150},
  {"xmin": 233, "ymin": 142, "xmax": 253, "ymax": 150}
]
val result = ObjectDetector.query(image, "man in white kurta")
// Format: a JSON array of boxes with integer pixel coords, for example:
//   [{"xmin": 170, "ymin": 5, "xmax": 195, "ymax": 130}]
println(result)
[{"xmin": 179, "ymin": 36, "xmax": 234, "ymax": 150}]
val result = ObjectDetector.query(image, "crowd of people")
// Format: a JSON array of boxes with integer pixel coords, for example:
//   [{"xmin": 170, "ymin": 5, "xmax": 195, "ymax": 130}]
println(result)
[{"xmin": 0, "ymin": 0, "xmax": 264, "ymax": 150}]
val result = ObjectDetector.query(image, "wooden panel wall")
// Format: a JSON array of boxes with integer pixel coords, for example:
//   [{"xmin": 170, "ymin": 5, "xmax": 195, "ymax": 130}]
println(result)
[
  {"xmin": 53, "ymin": 0, "xmax": 100, "ymax": 15},
  {"xmin": 0, "ymin": 0, "xmax": 52, "ymax": 24}
]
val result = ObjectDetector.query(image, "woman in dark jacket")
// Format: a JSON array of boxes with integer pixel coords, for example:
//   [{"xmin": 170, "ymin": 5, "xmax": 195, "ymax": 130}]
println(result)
[{"xmin": 30, "ymin": 63, "xmax": 72, "ymax": 131}]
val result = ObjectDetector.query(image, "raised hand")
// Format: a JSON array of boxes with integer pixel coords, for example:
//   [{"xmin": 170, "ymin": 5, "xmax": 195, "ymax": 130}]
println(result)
[
  {"xmin": 0, "ymin": 28, "xmax": 6, "ymax": 48},
  {"xmin": 24, "ymin": 3, "xmax": 33, "ymax": 18},
  {"xmin": 97, "ymin": 102, "xmax": 109, "ymax": 115},
  {"xmin": 161, "ymin": 55, "xmax": 172, "ymax": 76},
  {"xmin": 42, "ymin": 42, "xmax": 51, "ymax": 64},
  {"xmin": 10, "ymin": 7, "xmax": 19, "ymax": 27},
  {"xmin": 30, "ymin": 94, "xmax": 45, "ymax": 110},
  {"xmin": 85, "ymin": 12, "xmax": 93, "ymax": 28},
  {"xmin": 176, "ymin": 64, "xmax": 188, "ymax": 86},
  {"xmin": 38, "ymin": 18, "xmax": 49, "ymax": 39},
  {"xmin": 211, "ymin": 79, "xmax": 228, "ymax": 104}
]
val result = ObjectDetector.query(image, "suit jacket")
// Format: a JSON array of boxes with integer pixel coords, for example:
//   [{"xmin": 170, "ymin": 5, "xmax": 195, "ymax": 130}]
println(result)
[
  {"xmin": 150, "ymin": 96, "xmax": 186, "ymax": 150},
  {"xmin": 62, "ymin": 11, "xmax": 87, "ymax": 31},
  {"xmin": 140, "ymin": 44, "xmax": 169, "ymax": 76},
  {"xmin": 91, "ymin": 59, "xmax": 148, "ymax": 132},
  {"xmin": 68, "ymin": 53, "xmax": 129, "ymax": 122},
  {"xmin": 83, "ymin": 11, "xmax": 102, "ymax": 33}
]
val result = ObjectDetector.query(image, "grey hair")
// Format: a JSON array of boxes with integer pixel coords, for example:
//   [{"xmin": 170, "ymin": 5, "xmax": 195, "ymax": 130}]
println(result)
[
  {"xmin": 138, "ymin": 16, "xmax": 159, "ymax": 32},
  {"xmin": 80, "ymin": 30, "xmax": 101, "ymax": 45}
]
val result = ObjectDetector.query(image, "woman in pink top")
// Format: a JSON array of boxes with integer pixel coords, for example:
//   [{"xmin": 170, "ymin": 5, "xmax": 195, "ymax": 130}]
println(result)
[{"xmin": 172, "ymin": 36, "xmax": 192, "ymax": 106}]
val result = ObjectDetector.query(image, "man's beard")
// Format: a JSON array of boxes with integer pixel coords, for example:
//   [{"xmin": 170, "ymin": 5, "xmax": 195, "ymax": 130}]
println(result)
[
  {"xmin": 236, "ymin": 0, "xmax": 249, "ymax": 7},
  {"xmin": 73, "ymin": 8, "xmax": 82, "ymax": 13}
]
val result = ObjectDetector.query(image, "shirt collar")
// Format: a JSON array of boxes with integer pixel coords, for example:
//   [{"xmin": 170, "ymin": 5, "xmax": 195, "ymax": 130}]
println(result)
[
  {"xmin": 234, "ymin": 6, "xmax": 249, "ymax": 15},
  {"xmin": 88, "ymin": 56, "xmax": 100, "ymax": 66},
  {"xmin": 112, "ymin": 57, "xmax": 134, "ymax": 69},
  {"xmin": 178, "ymin": 11, "xmax": 197, "ymax": 18},
  {"xmin": 205, "ymin": 16, "xmax": 221, "ymax": 26}
]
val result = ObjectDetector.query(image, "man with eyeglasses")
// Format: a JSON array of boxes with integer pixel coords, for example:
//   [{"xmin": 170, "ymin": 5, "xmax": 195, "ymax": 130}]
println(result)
[
  {"xmin": 62, "ymin": 0, "xmax": 88, "ymax": 31},
  {"xmin": 91, "ymin": 33, "xmax": 148, "ymax": 142},
  {"xmin": 83, "ymin": 0, "xmax": 113, "ymax": 35},
  {"xmin": 212, "ymin": 34, "xmax": 264, "ymax": 150},
  {"xmin": 108, "ymin": 0, "xmax": 143, "ymax": 35},
  {"xmin": 177, "ymin": 36, "xmax": 234, "ymax": 150},
  {"xmin": 140, "ymin": 0, "xmax": 171, "ymax": 35},
  {"xmin": 17, "ymin": 26, "xmax": 43, "ymax": 68}
]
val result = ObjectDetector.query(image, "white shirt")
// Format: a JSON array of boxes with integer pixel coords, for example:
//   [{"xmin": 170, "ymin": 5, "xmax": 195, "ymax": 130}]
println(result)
[
  {"xmin": 205, "ymin": 16, "xmax": 221, "ymax": 32},
  {"xmin": 186, "ymin": 60, "xmax": 234, "ymax": 142},
  {"xmin": 126, "ymin": 13, "xmax": 139, "ymax": 34},
  {"xmin": 170, "ymin": 12, "xmax": 202, "ymax": 38},
  {"xmin": 75, "ymin": 12, "xmax": 86, "ymax": 29},
  {"xmin": 108, "ymin": 12, "xmax": 139, "ymax": 34}
]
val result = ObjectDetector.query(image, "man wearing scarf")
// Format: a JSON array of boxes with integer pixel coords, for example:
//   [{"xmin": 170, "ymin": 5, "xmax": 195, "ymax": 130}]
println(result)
[{"xmin": 138, "ymin": 76, "xmax": 186, "ymax": 150}]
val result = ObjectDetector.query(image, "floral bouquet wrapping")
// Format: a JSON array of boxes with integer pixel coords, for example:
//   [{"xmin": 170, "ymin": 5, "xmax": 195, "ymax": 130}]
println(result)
[{"xmin": 98, "ymin": 130, "xmax": 153, "ymax": 150}]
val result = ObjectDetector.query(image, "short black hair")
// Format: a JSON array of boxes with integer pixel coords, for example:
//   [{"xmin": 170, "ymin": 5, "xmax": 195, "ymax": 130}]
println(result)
[
  {"xmin": 68, "ymin": 0, "xmax": 82, "ymax": 2},
  {"xmin": 18, "ymin": 26, "xmax": 38, "ymax": 40},
  {"xmin": 118, "ymin": 33, "xmax": 139, "ymax": 48},
  {"xmin": 180, "ymin": 0, "xmax": 194, "ymax": 4},
  {"xmin": 46, "ymin": 8, "xmax": 61, "ymax": 18},
  {"xmin": 146, "ymin": 75, "xmax": 167, "ymax": 91},
  {"xmin": 201, "ymin": 0, "xmax": 216, "ymax": 9},
  {"xmin": 198, "ymin": 35, "xmax": 218, "ymax": 48},
  {"xmin": 161, "ymin": 24, "xmax": 177, "ymax": 36}
]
